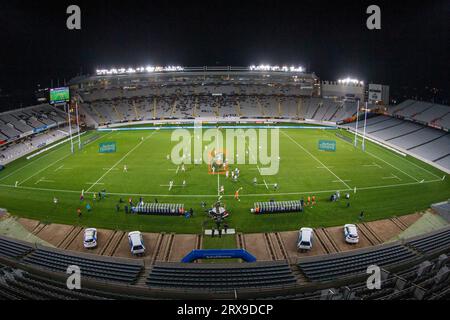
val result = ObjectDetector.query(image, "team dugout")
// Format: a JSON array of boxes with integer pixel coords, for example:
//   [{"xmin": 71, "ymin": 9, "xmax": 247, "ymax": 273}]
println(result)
[{"xmin": 252, "ymin": 200, "xmax": 303, "ymax": 214}]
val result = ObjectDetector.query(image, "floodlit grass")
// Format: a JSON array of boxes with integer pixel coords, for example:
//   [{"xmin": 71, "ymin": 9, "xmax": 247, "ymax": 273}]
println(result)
[{"xmin": 0, "ymin": 126, "xmax": 448, "ymax": 234}]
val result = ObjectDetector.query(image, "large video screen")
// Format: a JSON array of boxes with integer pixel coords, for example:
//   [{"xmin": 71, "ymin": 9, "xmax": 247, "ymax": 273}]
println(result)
[{"xmin": 49, "ymin": 87, "xmax": 70, "ymax": 104}]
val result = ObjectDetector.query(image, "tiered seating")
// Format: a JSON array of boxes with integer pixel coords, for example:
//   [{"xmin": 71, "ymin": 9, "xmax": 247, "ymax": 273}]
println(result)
[
  {"xmin": 298, "ymin": 244, "xmax": 416, "ymax": 282},
  {"xmin": 372, "ymin": 121, "xmax": 423, "ymax": 141},
  {"xmin": 22, "ymin": 248, "xmax": 143, "ymax": 284},
  {"xmin": 253, "ymin": 200, "xmax": 303, "ymax": 214},
  {"xmin": 0, "ymin": 237, "xmax": 33, "ymax": 259},
  {"xmin": 132, "ymin": 203, "xmax": 185, "ymax": 216},
  {"xmin": 388, "ymin": 127, "xmax": 445, "ymax": 150},
  {"xmin": 0, "ymin": 268, "xmax": 143, "ymax": 300},
  {"xmin": 146, "ymin": 261, "xmax": 297, "ymax": 289},
  {"xmin": 406, "ymin": 227, "xmax": 450, "ymax": 254},
  {"xmin": 408, "ymin": 134, "xmax": 450, "ymax": 162}
]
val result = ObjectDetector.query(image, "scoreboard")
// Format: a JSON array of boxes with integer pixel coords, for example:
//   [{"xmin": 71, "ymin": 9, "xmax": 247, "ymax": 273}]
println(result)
[{"xmin": 49, "ymin": 87, "xmax": 70, "ymax": 104}]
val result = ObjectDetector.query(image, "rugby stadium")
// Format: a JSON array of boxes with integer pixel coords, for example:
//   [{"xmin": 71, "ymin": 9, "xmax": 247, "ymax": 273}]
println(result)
[
  {"xmin": 0, "ymin": 0, "xmax": 449, "ymax": 305},
  {"xmin": 1, "ymin": 66, "xmax": 450, "ymax": 301}
]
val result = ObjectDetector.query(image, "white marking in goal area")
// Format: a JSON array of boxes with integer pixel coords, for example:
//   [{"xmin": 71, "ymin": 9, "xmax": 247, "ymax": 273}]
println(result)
[
  {"xmin": 363, "ymin": 162, "xmax": 382, "ymax": 168},
  {"xmin": 282, "ymin": 130, "xmax": 352, "ymax": 190},
  {"xmin": 18, "ymin": 152, "xmax": 73, "ymax": 186},
  {"xmin": 337, "ymin": 130, "xmax": 435, "ymax": 182},
  {"xmin": 382, "ymin": 174, "xmax": 401, "ymax": 181},
  {"xmin": 11, "ymin": 131, "xmax": 115, "ymax": 187},
  {"xmin": 351, "ymin": 133, "xmax": 443, "ymax": 180},
  {"xmin": 364, "ymin": 149, "xmax": 420, "ymax": 183},
  {"xmin": 1, "ymin": 131, "xmax": 114, "ymax": 184},
  {"xmin": 86, "ymin": 131, "xmax": 158, "ymax": 192},
  {"xmin": 34, "ymin": 177, "xmax": 55, "ymax": 185},
  {"xmin": 0, "ymin": 178, "xmax": 443, "ymax": 198}
]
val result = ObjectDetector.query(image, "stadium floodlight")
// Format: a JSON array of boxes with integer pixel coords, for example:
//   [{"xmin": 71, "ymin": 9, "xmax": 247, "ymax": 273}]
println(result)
[
  {"xmin": 96, "ymin": 66, "xmax": 184, "ymax": 76},
  {"xmin": 249, "ymin": 65, "xmax": 304, "ymax": 72},
  {"xmin": 338, "ymin": 77, "xmax": 364, "ymax": 85}
]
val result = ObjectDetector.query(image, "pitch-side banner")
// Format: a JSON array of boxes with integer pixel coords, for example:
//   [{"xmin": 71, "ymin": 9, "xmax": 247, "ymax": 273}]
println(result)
[
  {"xmin": 318, "ymin": 140, "xmax": 337, "ymax": 151},
  {"xmin": 99, "ymin": 142, "xmax": 117, "ymax": 153}
]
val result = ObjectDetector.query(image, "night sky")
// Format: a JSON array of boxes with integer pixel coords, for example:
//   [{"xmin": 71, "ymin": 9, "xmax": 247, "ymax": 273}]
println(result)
[{"xmin": 0, "ymin": 0, "xmax": 449, "ymax": 109}]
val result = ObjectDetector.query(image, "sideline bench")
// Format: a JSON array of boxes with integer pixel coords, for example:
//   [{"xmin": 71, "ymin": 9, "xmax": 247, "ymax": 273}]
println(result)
[{"xmin": 252, "ymin": 200, "xmax": 303, "ymax": 214}]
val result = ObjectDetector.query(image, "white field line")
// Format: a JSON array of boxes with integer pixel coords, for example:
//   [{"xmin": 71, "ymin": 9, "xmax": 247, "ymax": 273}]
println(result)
[
  {"xmin": 263, "ymin": 179, "xmax": 269, "ymax": 189},
  {"xmin": 86, "ymin": 182, "xmax": 105, "ymax": 185},
  {"xmin": 1, "ymin": 178, "xmax": 443, "ymax": 198},
  {"xmin": 18, "ymin": 152, "xmax": 73, "ymax": 186},
  {"xmin": 2, "ymin": 131, "xmax": 113, "ymax": 185},
  {"xmin": 363, "ymin": 162, "xmax": 382, "ymax": 168},
  {"xmin": 36, "ymin": 179, "xmax": 55, "ymax": 184},
  {"xmin": 352, "ymin": 134, "xmax": 443, "ymax": 180},
  {"xmin": 337, "ymin": 131, "xmax": 420, "ymax": 182},
  {"xmin": 175, "ymin": 166, "xmax": 180, "ymax": 174},
  {"xmin": 364, "ymin": 149, "xmax": 420, "ymax": 183},
  {"xmin": 282, "ymin": 130, "xmax": 352, "ymax": 190},
  {"xmin": 317, "ymin": 166, "xmax": 334, "ymax": 169},
  {"xmin": 333, "ymin": 130, "xmax": 440, "ymax": 181},
  {"xmin": 382, "ymin": 174, "xmax": 401, "ymax": 181},
  {"xmin": 0, "ymin": 142, "xmax": 72, "ymax": 182},
  {"xmin": 332, "ymin": 180, "xmax": 351, "ymax": 183},
  {"xmin": 54, "ymin": 165, "xmax": 64, "ymax": 172},
  {"xmin": 86, "ymin": 131, "xmax": 157, "ymax": 192}
]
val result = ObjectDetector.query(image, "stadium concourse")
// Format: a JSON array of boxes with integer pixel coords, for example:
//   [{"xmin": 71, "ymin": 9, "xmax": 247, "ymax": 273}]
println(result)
[{"xmin": 1, "ymin": 67, "xmax": 450, "ymax": 300}]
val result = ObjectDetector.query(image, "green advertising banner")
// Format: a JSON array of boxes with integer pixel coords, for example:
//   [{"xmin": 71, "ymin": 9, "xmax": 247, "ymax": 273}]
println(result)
[
  {"xmin": 318, "ymin": 140, "xmax": 337, "ymax": 152},
  {"xmin": 99, "ymin": 142, "xmax": 117, "ymax": 153}
]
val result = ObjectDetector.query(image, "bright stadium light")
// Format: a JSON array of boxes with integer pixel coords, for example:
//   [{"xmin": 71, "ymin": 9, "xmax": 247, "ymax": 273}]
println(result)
[
  {"xmin": 249, "ymin": 64, "xmax": 304, "ymax": 72},
  {"xmin": 338, "ymin": 77, "xmax": 364, "ymax": 85},
  {"xmin": 96, "ymin": 66, "xmax": 184, "ymax": 75}
]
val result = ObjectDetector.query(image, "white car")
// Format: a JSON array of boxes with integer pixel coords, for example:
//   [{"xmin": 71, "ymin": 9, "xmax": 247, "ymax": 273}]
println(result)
[
  {"xmin": 83, "ymin": 228, "xmax": 98, "ymax": 249},
  {"xmin": 344, "ymin": 224, "xmax": 360, "ymax": 244},
  {"xmin": 297, "ymin": 227, "xmax": 314, "ymax": 251},
  {"xmin": 128, "ymin": 231, "xmax": 145, "ymax": 256}
]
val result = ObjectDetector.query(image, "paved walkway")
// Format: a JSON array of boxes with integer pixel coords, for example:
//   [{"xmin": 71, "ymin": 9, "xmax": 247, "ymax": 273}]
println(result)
[
  {"xmin": 0, "ymin": 215, "xmax": 54, "ymax": 247},
  {"xmin": 388, "ymin": 210, "xmax": 449, "ymax": 242}
]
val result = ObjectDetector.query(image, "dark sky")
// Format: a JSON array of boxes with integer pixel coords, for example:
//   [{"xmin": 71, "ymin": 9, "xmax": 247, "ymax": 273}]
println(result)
[{"xmin": 0, "ymin": 0, "xmax": 449, "ymax": 107}]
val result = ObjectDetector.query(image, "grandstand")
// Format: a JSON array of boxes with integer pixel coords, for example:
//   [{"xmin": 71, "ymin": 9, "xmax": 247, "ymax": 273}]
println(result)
[
  {"xmin": 0, "ymin": 225, "xmax": 449, "ymax": 299},
  {"xmin": 342, "ymin": 100, "xmax": 450, "ymax": 172},
  {"xmin": 1, "ymin": 67, "xmax": 450, "ymax": 301}
]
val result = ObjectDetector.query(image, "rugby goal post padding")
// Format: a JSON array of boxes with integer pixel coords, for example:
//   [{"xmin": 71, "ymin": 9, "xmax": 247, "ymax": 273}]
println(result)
[{"xmin": 181, "ymin": 249, "xmax": 257, "ymax": 263}]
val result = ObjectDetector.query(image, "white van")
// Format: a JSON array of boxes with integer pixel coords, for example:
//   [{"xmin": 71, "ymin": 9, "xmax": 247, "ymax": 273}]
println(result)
[
  {"xmin": 128, "ymin": 231, "xmax": 145, "ymax": 256},
  {"xmin": 297, "ymin": 227, "xmax": 314, "ymax": 251}
]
